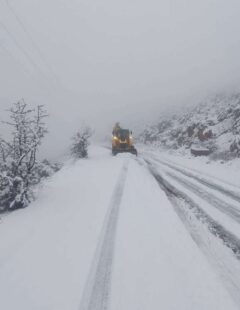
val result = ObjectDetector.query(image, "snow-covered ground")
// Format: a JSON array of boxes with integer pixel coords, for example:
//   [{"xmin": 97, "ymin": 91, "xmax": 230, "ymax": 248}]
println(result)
[{"xmin": 0, "ymin": 146, "xmax": 239, "ymax": 309}]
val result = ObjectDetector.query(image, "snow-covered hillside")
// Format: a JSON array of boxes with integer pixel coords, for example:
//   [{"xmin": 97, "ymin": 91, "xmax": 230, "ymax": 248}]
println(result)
[{"xmin": 139, "ymin": 93, "xmax": 240, "ymax": 160}]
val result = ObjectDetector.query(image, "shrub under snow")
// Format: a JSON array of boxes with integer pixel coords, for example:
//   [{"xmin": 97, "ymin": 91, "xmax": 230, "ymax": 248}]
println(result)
[
  {"xmin": 139, "ymin": 93, "xmax": 240, "ymax": 160},
  {"xmin": 71, "ymin": 127, "xmax": 93, "ymax": 159}
]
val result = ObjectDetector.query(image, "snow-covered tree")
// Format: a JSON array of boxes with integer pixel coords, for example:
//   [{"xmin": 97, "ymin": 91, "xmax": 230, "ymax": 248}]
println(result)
[
  {"xmin": 71, "ymin": 127, "xmax": 93, "ymax": 159},
  {"xmin": 0, "ymin": 100, "xmax": 48, "ymax": 211}
]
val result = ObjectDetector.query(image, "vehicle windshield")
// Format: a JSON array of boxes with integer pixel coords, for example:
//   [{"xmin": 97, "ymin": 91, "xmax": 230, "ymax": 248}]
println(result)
[{"xmin": 117, "ymin": 129, "xmax": 130, "ymax": 139}]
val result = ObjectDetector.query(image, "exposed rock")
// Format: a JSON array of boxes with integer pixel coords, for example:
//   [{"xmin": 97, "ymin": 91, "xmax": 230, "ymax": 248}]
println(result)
[{"xmin": 139, "ymin": 93, "xmax": 240, "ymax": 160}]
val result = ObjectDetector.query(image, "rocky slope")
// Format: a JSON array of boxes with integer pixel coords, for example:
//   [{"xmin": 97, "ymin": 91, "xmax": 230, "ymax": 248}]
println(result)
[{"xmin": 139, "ymin": 93, "xmax": 240, "ymax": 160}]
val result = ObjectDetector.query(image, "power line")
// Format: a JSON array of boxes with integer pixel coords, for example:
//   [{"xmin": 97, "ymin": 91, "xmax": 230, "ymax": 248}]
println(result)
[
  {"xmin": 4, "ymin": 0, "xmax": 60, "ymax": 84},
  {"xmin": 0, "ymin": 41, "xmax": 30, "ymax": 74},
  {"xmin": 0, "ymin": 20, "xmax": 55, "ymax": 93},
  {"xmin": 0, "ymin": 19, "xmax": 46, "ymax": 74}
]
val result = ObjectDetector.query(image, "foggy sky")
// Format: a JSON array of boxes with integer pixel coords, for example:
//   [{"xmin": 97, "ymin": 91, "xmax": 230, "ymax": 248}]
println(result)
[{"xmin": 0, "ymin": 0, "xmax": 240, "ymax": 158}]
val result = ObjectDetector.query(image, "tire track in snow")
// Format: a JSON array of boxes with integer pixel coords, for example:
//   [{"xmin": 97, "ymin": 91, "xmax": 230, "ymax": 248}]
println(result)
[
  {"xmin": 142, "ymin": 158, "xmax": 240, "ymax": 257},
  {"xmin": 80, "ymin": 161, "xmax": 128, "ymax": 310},
  {"xmin": 165, "ymin": 171, "xmax": 240, "ymax": 224},
  {"xmin": 145, "ymin": 160, "xmax": 240, "ymax": 306},
  {"xmin": 145, "ymin": 155, "xmax": 240, "ymax": 226},
  {"xmin": 146, "ymin": 155, "xmax": 240, "ymax": 204}
]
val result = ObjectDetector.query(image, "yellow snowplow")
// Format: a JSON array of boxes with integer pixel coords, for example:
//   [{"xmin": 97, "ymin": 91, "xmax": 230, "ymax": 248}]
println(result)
[{"xmin": 112, "ymin": 129, "xmax": 137, "ymax": 156}]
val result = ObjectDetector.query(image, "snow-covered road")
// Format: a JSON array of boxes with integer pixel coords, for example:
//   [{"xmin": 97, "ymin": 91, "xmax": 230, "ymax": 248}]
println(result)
[
  {"xmin": 0, "ymin": 146, "xmax": 239, "ymax": 309},
  {"xmin": 142, "ymin": 148, "xmax": 240, "ymax": 305}
]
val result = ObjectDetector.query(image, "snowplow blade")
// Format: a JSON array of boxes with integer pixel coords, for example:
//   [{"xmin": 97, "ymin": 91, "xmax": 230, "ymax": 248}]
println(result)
[{"xmin": 112, "ymin": 147, "xmax": 137, "ymax": 156}]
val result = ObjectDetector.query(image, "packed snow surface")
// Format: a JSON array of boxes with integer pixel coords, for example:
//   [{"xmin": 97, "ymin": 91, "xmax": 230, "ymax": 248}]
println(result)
[{"xmin": 0, "ymin": 146, "xmax": 238, "ymax": 309}]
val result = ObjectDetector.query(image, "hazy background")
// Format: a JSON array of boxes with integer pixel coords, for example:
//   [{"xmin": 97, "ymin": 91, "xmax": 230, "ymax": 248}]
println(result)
[{"xmin": 0, "ymin": 0, "xmax": 240, "ymax": 158}]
